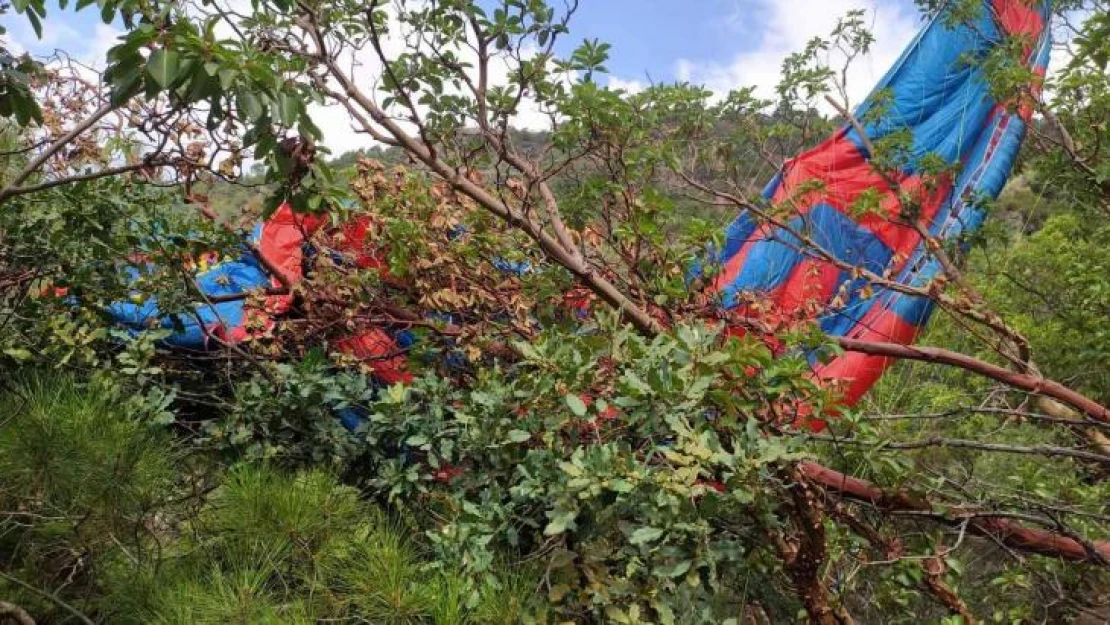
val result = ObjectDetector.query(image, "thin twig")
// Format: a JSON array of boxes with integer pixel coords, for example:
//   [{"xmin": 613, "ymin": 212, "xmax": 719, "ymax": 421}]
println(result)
[{"xmin": 0, "ymin": 569, "xmax": 93, "ymax": 625}]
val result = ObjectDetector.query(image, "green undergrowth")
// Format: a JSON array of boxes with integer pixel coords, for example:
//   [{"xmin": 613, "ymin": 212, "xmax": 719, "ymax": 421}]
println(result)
[{"xmin": 0, "ymin": 373, "xmax": 542, "ymax": 624}]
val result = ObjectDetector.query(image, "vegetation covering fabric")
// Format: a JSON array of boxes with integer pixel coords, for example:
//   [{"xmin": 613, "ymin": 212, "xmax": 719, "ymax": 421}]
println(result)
[{"xmin": 101, "ymin": 0, "xmax": 1054, "ymax": 421}]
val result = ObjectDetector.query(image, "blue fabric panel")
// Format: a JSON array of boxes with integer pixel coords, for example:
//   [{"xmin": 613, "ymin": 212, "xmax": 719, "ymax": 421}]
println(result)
[
  {"xmin": 719, "ymin": 211, "xmax": 759, "ymax": 264},
  {"xmin": 393, "ymin": 329, "xmax": 417, "ymax": 350},
  {"xmin": 107, "ymin": 258, "xmax": 259, "ymax": 349},
  {"xmin": 906, "ymin": 69, "xmax": 996, "ymax": 166},
  {"xmin": 979, "ymin": 112, "xmax": 1031, "ymax": 200},
  {"xmin": 688, "ymin": 210, "xmax": 760, "ymax": 283},
  {"xmin": 109, "ymin": 299, "xmax": 247, "ymax": 350},
  {"xmin": 760, "ymin": 170, "xmax": 784, "ymax": 200},
  {"xmin": 806, "ymin": 204, "xmax": 894, "ymax": 275},
  {"xmin": 492, "ymin": 258, "xmax": 534, "ymax": 275},
  {"xmin": 336, "ymin": 407, "xmax": 366, "ymax": 432},
  {"xmin": 106, "ymin": 298, "xmax": 162, "ymax": 328},
  {"xmin": 248, "ymin": 222, "xmax": 264, "ymax": 246},
  {"xmin": 889, "ymin": 291, "xmax": 937, "ymax": 328},
  {"xmin": 845, "ymin": 7, "xmax": 1001, "ymax": 167},
  {"xmin": 194, "ymin": 261, "xmax": 271, "ymax": 297},
  {"xmin": 719, "ymin": 203, "xmax": 894, "ymax": 308},
  {"xmin": 815, "ymin": 6, "xmax": 1055, "ymax": 340},
  {"xmin": 718, "ymin": 231, "xmax": 804, "ymax": 306}
]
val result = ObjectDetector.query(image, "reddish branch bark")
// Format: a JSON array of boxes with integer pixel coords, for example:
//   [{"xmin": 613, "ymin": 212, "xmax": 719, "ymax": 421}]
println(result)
[
  {"xmin": 922, "ymin": 550, "xmax": 977, "ymax": 624},
  {"xmin": 799, "ymin": 461, "xmax": 1110, "ymax": 563},
  {"xmin": 836, "ymin": 337, "xmax": 1110, "ymax": 425},
  {"xmin": 779, "ymin": 474, "xmax": 856, "ymax": 625}
]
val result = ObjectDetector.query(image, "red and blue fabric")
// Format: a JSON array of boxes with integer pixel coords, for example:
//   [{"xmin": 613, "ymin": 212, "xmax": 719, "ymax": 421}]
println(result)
[{"xmin": 712, "ymin": 0, "xmax": 1052, "ymax": 407}]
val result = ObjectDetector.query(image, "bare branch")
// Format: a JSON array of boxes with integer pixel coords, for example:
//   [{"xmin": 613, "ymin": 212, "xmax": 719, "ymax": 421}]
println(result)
[
  {"xmin": 0, "ymin": 569, "xmax": 93, "ymax": 625},
  {"xmin": 799, "ymin": 460, "xmax": 1110, "ymax": 564},
  {"xmin": 0, "ymin": 101, "xmax": 117, "ymax": 205},
  {"xmin": 0, "ymin": 601, "xmax": 36, "ymax": 625},
  {"xmin": 806, "ymin": 433, "xmax": 1110, "ymax": 465},
  {"xmin": 835, "ymin": 337, "xmax": 1110, "ymax": 425},
  {"xmin": 0, "ymin": 160, "xmax": 166, "ymax": 203}
]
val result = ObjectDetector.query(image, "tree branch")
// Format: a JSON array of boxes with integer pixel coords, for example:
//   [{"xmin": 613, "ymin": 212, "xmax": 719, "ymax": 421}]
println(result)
[
  {"xmin": 835, "ymin": 337, "xmax": 1110, "ymax": 425},
  {"xmin": 798, "ymin": 460, "xmax": 1110, "ymax": 564},
  {"xmin": 0, "ymin": 101, "xmax": 117, "ymax": 205},
  {"xmin": 0, "ymin": 601, "xmax": 35, "ymax": 625},
  {"xmin": 305, "ymin": 28, "xmax": 661, "ymax": 334},
  {"xmin": 806, "ymin": 433, "xmax": 1110, "ymax": 465},
  {"xmin": 0, "ymin": 160, "xmax": 165, "ymax": 203},
  {"xmin": 0, "ymin": 570, "xmax": 93, "ymax": 625}
]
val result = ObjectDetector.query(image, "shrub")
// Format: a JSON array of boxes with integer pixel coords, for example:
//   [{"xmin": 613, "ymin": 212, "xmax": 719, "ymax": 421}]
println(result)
[
  {"xmin": 0, "ymin": 372, "xmax": 180, "ymax": 621},
  {"xmin": 0, "ymin": 375, "xmax": 543, "ymax": 624}
]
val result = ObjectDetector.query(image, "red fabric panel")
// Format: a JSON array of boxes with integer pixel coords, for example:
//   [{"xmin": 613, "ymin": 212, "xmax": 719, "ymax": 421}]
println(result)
[
  {"xmin": 855, "ymin": 177, "xmax": 949, "ymax": 256},
  {"xmin": 729, "ymin": 132, "xmax": 950, "ymax": 346},
  {"xmin": 335, "ymin": 216, "xmax": 388, "ymax": 271},
  {"xmin": 259, "ymin": 202, "xmax": 327, "ymax": 315},
  {"xmin": 215, "ymin": 308, "xmax": 275, "ymax": 345},
  {"xmin": 771, "ymin": 257, "xmax": 843, "ymax": 315},
  {"xmin": 724, "ymin": 258, "xmax": 841, "ymax": 353},
  {"xmin": 992, "ymin": 0, "xmax": 1045, "ymax": 40},
  {"xmin": 812, "ymin": 306, "xmax": 921, "ymax": 406},
  {"xmin": 771, "ymin": 132, "xmax": 868, "ymax": 207},
  {"xmin": 334, "ymin": 329, "xmax": 414, "ymax": 385}
]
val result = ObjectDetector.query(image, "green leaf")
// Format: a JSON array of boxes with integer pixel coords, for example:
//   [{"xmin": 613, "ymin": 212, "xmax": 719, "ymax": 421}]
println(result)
[
  {"xmin": 565, "ymin": 393, "xmax": 587, "ymax": 416},
  {"xmin": 653, "ymin": 559, "xmax": 693, "ymax": 578},
  {"xmin": 9, "ymin": 92, "xmax": 36, "ymax": 126},
  {"xmin": 558, "ymin": 461, "xmax": 583, "ymax": 477},
  {"xmin": 184, "ymin": 70, "xmax": 216, "ymax": 103},
  {"xmin": 99, "ymin": 0, "xmax": 115, "ymax": 23},
  {"xmin": 108, "ymin": 62, "xmax": 144, "ymax": 106},
  {"xmin": 276, "ymin": 92, "xmax": 301, "ymax": 127},
  {"xmin": 507, "ymin": 429, "xmax": 531, "ymax": 443},
  {"xmin": 218, "ymin": 68, "xmax": 238, "ymax": 90},
  {"xmin": 25, "ymin": 10, "xmax": 42, "ymax": 38},
  {"xmin": 238, "ymin": 90, "xmax": 264, "ymax": 121},
  {"xmin": 604, "ymin": 606, "xmax": 631, "ymax": 624},
  {"xmin": 3, "ymin": 347, "xmax": 33, "ymax": 362},
  {"xmin": 146, "ymin": 48, "xmax": 180, "ymax": 89},
  {"xmin": 628, "ymin": 526, "xmax": 664, "ymax": 545},
  {"xmin": 543, "ymin": 510, "xmax": 575, "ymax": 536},
  {"xmin": 654, "ymin": 602, "xmax": 676, "ymax": 625}
]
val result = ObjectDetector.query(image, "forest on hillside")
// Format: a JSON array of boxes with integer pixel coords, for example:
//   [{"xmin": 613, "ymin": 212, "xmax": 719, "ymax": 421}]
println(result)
[{"xmin": 1, "ymin": 0, "xmax": 1109, "ymax": 623}]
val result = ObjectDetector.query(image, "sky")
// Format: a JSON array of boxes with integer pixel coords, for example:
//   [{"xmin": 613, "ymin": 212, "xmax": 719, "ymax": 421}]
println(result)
[
  {"xmin": 2, "ymin": 0, "xmax": 929, "ymax": 154},
  {"xmin": 549, "ymin": 0, "xmax": 923, "ymax": 95}
]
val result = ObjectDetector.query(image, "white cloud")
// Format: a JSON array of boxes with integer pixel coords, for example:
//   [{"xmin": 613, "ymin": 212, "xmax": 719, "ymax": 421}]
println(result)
[
  {"xmin": 86, "ymin": 23, "xmax": 124, "ymax": 69},
  {"xmin": 675, "ymin": 0, "xmax": 921, "ymax": 108},
  {"xmin": 607, "ymin": 75, "xmax": 647, "ymax": 94},
  {"xmin": 2, "ymin": 11, "xmax": 121, "ymax": 70},
  {"xmin": 8, "ymin": 18, "xmax": 80, "ymax": 57},
  {"xmin": 298, "ymin": 1, "xmax": 923, "ymax": 155}
]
